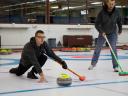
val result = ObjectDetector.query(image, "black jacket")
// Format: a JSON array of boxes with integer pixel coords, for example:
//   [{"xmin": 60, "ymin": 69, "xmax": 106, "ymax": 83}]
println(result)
[
  {"xmin": 20, "ymin": 37, "xmax": 63, "ymax": 74},
  {"xmin": 95, "ymin": 6, "xmax": 122, "ymax": 34}
]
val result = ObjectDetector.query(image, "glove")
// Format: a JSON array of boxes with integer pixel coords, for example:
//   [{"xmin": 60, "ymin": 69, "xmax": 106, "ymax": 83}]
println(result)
[{"xmin": 61, "ymin": 61, "xmax": 68, "ymax": 69}]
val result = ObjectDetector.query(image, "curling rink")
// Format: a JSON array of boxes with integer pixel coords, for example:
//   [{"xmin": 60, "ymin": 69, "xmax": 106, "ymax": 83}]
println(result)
[{"xmin": 0, "ymin": 49, "xmax": 128, "ymax": 96}]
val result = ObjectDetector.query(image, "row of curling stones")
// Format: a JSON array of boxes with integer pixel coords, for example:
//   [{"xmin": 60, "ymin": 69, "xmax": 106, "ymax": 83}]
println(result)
[
  {"xmin": 121, "ymin": 45, "xmax": 128, "ymax": 50},
  {"xmin": 61, "ymin": 47, "xmax": 91, "ymax": 52},
  {"xmin": 0, "ymin": 49, "xmax": 13, "ymax": 55},
  {"xmin": 57, "ymin": 73, "xmax": 72, "ymax": 86}
]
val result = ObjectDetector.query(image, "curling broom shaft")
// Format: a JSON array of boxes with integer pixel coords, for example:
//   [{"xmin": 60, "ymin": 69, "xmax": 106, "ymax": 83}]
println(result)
[{"xmin": 104, "ymin": 35, "xmax": 123, "ymax": 72}]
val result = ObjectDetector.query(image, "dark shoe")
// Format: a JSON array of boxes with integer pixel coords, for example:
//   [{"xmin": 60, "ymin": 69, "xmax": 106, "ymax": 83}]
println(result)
[
  {"xmin": 9, "ymin": 68, "xmax": 18, "ymax": 74},
  {"xmin": 27, "ymin": 71, "xmax": 38, "ymax": 79},
  {"xmin": 114, "ymin": 67, "xmax": 119, "ymax": 72}
]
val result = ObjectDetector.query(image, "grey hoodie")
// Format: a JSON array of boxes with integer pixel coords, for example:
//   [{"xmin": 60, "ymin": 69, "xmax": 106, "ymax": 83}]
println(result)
[{"xmin": 95, "ymin": 6, "xmax": 122, "ymax": 34}]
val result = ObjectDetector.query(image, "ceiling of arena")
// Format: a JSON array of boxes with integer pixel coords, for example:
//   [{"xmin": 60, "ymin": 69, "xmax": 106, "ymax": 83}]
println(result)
[{"xmin": 0, "ymin": 0, "xmax": 127, "ymax": 15}]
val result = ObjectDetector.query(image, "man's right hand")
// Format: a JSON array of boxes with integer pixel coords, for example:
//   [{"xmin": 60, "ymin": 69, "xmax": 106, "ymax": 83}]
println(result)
[
  {"xmin": 102, "ymin": 32, "xmax": 106, "ymax": 37},
  {"xmin": 38, "ymin": 72, "xmax": 47, "ymax": 83}
]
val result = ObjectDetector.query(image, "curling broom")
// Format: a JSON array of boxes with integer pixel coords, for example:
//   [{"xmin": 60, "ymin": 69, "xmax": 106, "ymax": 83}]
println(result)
[{"xmin": 104, "ymin": 35, "xmax": 128, "ymax": 76}]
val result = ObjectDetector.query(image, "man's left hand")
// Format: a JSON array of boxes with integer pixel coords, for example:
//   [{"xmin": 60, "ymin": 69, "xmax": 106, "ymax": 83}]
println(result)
[{"xmin": 61, "ymin": 61, "xmax": 68, "ymax": 69}]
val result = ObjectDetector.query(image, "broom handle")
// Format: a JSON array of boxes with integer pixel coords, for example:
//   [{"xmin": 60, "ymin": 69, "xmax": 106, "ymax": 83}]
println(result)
[
  {"xmin": 67, "ymin": 68, "xmax": 81, "ymax": 78},
  {"xmin": 104, "ymin": 35, "xmax": 123, "ymax": 72},
  {"xmin": 55, "ymin": 60, "xmax": 83, "ymax": 78}
]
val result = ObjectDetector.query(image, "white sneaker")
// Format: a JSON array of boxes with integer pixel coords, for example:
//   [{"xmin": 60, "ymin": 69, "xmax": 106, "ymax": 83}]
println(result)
[
  {"xmin": 114, "ymin": 67, "xmax": 119, "ymax": 72},
  {"xmin": 88, "ymin": 65, "xmax": 95, "ymax": 70}
]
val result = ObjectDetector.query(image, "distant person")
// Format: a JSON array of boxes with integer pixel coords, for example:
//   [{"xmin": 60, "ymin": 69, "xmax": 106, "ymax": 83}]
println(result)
[
  {"xmin": 9, "ymin": 30, "xmax": 68, "ymax": 83},
  {"xmin": 88, "ymin": 0, "xmax": 122, "ymax": 72}
]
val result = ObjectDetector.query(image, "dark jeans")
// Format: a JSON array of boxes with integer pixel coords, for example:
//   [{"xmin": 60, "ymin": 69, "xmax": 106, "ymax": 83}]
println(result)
[
  {"xmin": 16, "ymin": 54, "xmax": 47, "ymax": 76},
  {"xmin": 91, "ymin": 33, "xmax": 118, "ymax": 68}
]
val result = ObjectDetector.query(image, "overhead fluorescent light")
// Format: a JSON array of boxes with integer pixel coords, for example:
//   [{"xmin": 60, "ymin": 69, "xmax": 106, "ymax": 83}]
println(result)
[
  {"xmin": 116, "ymin": 6, "xmax": 126, "ymax": 8},
  {"xmin": 38, "ymin": 0, "xmax": 56, "ymax": 1},
  {"xmin": 91, "ymin": 2, "xmax": 102, "ymax": 5},
  {"xmin": 61, "ymin": 7, "xmax": 75, "ymax": 10},
  {"xmin": 49, "ymin": 0, "xmax": 56, "ymax": 1},
  {"xmin": 36, "ymin": 0, "xmax": 56, "ymax": 1},
  {"xmin": 52, "ymin": 5, "xmax": 87, "ymax": 12},
  {"xmin": 1, "ymin": 0, "xmax": 55, "ymax": 9},
  {"xmin": 51, "ymin": 6, "xmax": 58, "ymax": 9}
]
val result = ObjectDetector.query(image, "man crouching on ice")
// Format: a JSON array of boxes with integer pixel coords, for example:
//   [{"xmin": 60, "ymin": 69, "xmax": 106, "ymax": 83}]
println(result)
[{"xmin": 9, "ymin": 30, "xmax": 68, "ymax": 83}]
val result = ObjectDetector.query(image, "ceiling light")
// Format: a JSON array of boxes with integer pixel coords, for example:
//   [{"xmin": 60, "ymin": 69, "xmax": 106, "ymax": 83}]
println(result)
[
  {"xmin": 116, "ymin": 6, "xmax": 126, "ymax": 8},
  {"xmin": 91, "ymin": 2, "xmax": 102, "ymax": 5},
  {"xmin": 51, "ymin": 6, "xmax": 58, "ymax": 9}
]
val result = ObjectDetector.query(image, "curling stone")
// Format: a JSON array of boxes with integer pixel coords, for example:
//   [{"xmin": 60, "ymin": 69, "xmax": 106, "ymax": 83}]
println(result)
[
  {"xmin": 57, "ymin": 73, "xmax": 72, "ymax": 86},
  {"xmin": 0, "ymin": 49, "xmax": 9, "ymax": 55},
  {"xmin": 72, "ymin": 47, "xmax": 77, "ymax": 52},
  {"xmin": 7, "ymin": 49, "xmax": 13, "ymax": 54}
]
